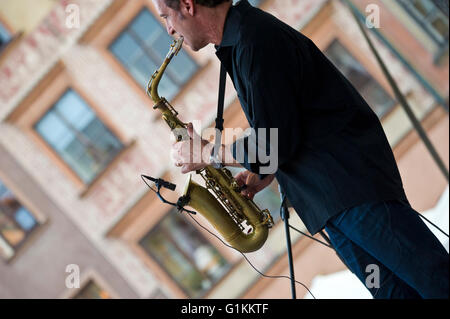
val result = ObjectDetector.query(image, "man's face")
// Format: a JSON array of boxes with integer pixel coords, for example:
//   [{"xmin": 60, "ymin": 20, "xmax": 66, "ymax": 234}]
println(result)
[{"xmin": 153, "ymin": 0, "xmax": 208, "ymax": 51}]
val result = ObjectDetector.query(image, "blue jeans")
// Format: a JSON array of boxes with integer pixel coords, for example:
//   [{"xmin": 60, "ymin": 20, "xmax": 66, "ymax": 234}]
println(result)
[{"xmin": 324, "ymin": 199, "xmax": 449, "ymax": 299}]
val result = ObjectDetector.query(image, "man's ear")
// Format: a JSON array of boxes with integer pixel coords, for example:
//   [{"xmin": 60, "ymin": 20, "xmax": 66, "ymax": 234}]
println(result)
[{"xmin": 180, "ymin": 0, "xmax": 195, "ymax": 16}]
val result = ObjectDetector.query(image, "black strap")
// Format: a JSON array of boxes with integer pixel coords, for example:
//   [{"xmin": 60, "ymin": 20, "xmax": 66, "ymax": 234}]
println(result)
[
  {"xmin": 211, "ymin": 64, "xmax": 227, "ymax": 164},
  {"xmin": 215, "ymin": 63, "xmax": 227, "ymax": 132}
]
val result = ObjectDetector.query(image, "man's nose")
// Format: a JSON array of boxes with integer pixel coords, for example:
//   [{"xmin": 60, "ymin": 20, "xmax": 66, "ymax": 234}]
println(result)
[{"xmin": 166, "ymin": 24, "xmax": 176, "ymax": 36}]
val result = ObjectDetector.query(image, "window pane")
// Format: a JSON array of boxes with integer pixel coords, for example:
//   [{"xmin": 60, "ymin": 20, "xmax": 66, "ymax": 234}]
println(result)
[
  {"xmin": 35, "ymin": 111, "xmax": 75, "ymax": 151},
  {"xmin": 158, "ymin": 72, "xmax": 179, "ymax": 101},
  {"xmin": 431, "ymin": 15, "xmax": 449, "ymax": 38},
  {"xmin": 151, "ymin": 31, "xmax": 172, "ymax": 59},
  {"xmin": 35, "ymin": 90, "xmax": 123, "ymax": 183},
  {"xmin": 130, "ymin": 9, "xmax": 162, "ymax": 48},
  {"xmin": 0, "ymin": 183, "xmax": 13, "ymax": 199},
  {"xmin": 413, "ymin": 0, "xmax": 435, "ymax": 16},
  {"xmin": 63, "ymin": 137, "xmax": 86, "ymax": 166},
  {"xmin": 168, "ymin": 50, "xmax": 198, "ymax": 84},
  {"xmin": 55, "ymin": 90, "xmax": 95, "ymax": 131},
  {"xmin": 324, "ymin": 40, "xmax": 395, "ymax": 118},
  {"xmin": 399, "ymin": 0, "xmax": 449, "ymax": 46},
  {"xmin": 14, "ymin": 207, "xmax": 37, "ymax": 231},
  {"xmin": 83, "ymin": 119, "xmax": 122, "ymax": 154},
  {"xmin": 128, "ymin": 53, "xmax": 158, "ymax": 87},
  {"xmin": 110, "ymin": 32, "xmax": 144, "ymax": 67},
  {"xmin": 73, "ymin": 151, "xmax": 100, "ymax": 183},
  {"xmin": 140, "ymin": 211, "xmax": 230, "ymax": 298}
]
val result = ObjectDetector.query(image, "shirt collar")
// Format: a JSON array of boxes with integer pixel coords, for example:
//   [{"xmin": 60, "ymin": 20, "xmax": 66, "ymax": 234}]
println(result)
[{"xmin": 216, "ymin": 0, "xmax": 252, "ymax": 49}]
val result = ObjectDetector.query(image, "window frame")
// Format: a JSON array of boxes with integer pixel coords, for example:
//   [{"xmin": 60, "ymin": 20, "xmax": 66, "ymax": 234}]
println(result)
[
  {"xmin": 6, "ymin": 61, "xmax": 132, "ymax": 194},
  {"xmin": 82, "ymin": 0, "xmax": 203, "ymax": 110},
  {"xmin": 138, "ymin": 207, "xmax": 232, "ymax": 299},
  {"xmin": 108, "ymin": 8, "xmax": 199, "ymax": 101},
  {"xmin": 34, "ymin": 88, "xmax": 126, "ymax": 186},
  {"xmin": 0, "ymin": 172, "xmax": 48, "ymax": 264},
  {"xmin": 32, "ymin": 86, "xmax": 128, "ymax": 190}
]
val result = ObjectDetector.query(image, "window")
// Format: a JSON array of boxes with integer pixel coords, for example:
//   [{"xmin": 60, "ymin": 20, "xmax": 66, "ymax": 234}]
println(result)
[
  {"xmin": 0, "ymin": 21, "xmax": 11, "ymax": 50},
  {"xmin": 35, "ymin": 89, "xmax": 123, "ymax": 184},
  {"xmin": 109, "ymin": 8, "xmax": 198, "ymax": 101},
  {"xmin": 0, "ymin": 179, "xmax": 40, "ymax": 261},
  {"xmin": 139, "ymin": 211, "xmax": 230, "ymax": 298},
  {"xmin": 73, "ymin": 280, "xmax": 111, "ymax": 299},
  {"xmin": 324, "ymin": 40, "xmax": 396, "ymax": 118},
  {"xmin": 398, "ymin": 0, "xmax": 449, "ymax": 47}
]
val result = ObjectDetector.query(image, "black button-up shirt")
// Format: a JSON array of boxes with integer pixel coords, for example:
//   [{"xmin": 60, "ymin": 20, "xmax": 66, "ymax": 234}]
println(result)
[{"xmin": 216, "ymin": 0, "xmax": 408, "ymax": 234}]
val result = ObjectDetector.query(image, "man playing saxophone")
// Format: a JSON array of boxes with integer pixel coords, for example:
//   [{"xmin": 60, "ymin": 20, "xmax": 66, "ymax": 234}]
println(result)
[{"xmin": 153, "ymin": 0, "xmax": 449, "ymax": 298}]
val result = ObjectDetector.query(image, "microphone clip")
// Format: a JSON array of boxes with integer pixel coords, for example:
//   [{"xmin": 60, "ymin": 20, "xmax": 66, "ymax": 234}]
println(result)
[{"xmin": 141, "ymin": 175, "xmax": 177, "ymax": 191}]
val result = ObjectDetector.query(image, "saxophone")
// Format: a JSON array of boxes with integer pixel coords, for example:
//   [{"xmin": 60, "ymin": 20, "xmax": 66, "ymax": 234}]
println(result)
[{"xmin": 147, "ymin": 37, "xmax": 274, "ymax": 253}]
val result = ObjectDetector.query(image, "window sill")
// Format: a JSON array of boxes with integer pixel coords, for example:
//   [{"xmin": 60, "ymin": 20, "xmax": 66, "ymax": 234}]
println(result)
[{"xmin": 79, "ymin": 139, "xmax": 137, "ymax": 198}]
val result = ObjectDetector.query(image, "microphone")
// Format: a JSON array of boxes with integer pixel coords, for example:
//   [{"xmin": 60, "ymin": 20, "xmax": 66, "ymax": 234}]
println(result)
[{"xmin": 142, "ymin": 175, "xmax": 177, "ymax": 191}]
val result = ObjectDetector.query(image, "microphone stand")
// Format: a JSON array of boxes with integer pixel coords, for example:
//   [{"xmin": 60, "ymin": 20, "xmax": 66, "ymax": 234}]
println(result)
[{"xmin": 279, "ymin": 184, "xmax": 296, "ymax": 299}]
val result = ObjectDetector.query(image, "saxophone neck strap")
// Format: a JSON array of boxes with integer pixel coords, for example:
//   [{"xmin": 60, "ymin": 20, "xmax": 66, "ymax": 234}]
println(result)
[
  {"xmin": 215, "ymin": 63, "xmax": 226, "ymax": 133},
  {"xmin": 210, "ymin": 63, "xmax": 227, "ymax": 168}
]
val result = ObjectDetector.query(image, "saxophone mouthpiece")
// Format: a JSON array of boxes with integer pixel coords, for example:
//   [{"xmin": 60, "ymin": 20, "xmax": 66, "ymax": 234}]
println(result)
[{"xmin": 166, "ymin": 37, "xmax": 184, "ymax": 60}]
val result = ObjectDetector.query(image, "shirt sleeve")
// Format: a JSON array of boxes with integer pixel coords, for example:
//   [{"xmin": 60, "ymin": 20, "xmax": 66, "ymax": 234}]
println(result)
[{"xmin": 230, "ymin": 34, "xmax": 304, "ymax": 180}]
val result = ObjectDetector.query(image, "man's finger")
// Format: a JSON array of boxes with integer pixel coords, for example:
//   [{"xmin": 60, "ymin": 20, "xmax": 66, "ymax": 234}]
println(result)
[
  {"xmin": 234, "ymin": 172, "xmax": 248, "ymax": 186},
  {"xmin": 245, "ymin": 172, "xmax": 257, "ymax": 186}
]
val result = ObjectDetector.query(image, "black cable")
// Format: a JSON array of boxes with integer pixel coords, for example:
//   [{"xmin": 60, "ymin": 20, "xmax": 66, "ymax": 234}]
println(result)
[
  {"xmin": 278, "ymin": 193, "xmax": 333, "ymax": 250},
  {"xmin": 415, "ymin": 211, "xmax": 449, "ymax": 238},
  {"xmin": 141, "ymin": 175, "xmax": 316, "ymax": 299},
  {"xmin": 186, "ymin": 213, "xmax": 316, "ymax": 299},
  {"xmin": 288, "ymin": 225, "xmax": 334, "ymax": 249}
]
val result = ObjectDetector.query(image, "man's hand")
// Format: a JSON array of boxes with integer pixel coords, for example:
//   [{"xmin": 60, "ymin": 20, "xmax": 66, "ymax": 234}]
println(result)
[
  {"xmin": 234, "ymin": 171, "xmax": 275, "ymax": 200},
  {"xmin": 171, "ymin": 122, "xmax": 213, "ymax": 174}
]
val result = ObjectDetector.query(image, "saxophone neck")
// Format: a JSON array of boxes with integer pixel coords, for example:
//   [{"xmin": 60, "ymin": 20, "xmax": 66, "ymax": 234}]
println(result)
[{"xmin": 147, "ymin": 37, "xmax": 184, "ymax": 104}]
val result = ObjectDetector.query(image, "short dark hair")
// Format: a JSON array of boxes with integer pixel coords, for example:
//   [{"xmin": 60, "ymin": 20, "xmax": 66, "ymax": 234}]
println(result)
[{"xmin": 164, "ymin": 0, "xmax": 231, "ymax": 10}]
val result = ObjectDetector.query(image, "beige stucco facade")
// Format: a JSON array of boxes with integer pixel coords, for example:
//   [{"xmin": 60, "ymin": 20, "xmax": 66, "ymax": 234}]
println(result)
[{"xmin": 0, "ymin": 0, "xmax": 448, "ymax": 299}]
